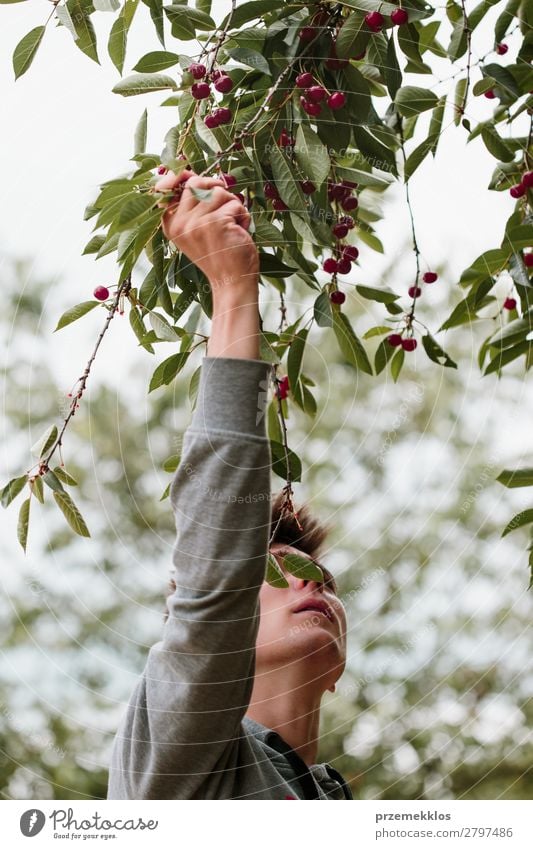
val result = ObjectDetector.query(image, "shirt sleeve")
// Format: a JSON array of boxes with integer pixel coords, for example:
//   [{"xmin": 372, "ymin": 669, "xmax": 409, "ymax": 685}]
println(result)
[{"xmin": 107, "ymin": 356, "xmax": 273, "ymax": 799}]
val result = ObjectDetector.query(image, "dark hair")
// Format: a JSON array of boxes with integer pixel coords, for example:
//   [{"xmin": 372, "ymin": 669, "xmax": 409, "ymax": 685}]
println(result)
[{"xmin": 163, "ymin": 492, "xmax": 335, "ymax": 621}]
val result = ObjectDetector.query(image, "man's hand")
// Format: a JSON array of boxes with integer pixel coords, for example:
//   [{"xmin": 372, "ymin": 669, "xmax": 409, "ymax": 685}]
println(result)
[
  {"xmin": 154, "ymin": 169, "xmax": 260, "ymax": 299},
  {"xmin": 155, "ymin": 168, "xmax": 261, "ymax": 360}
]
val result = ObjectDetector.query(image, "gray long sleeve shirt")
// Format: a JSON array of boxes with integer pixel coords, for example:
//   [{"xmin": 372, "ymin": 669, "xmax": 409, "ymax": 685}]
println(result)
[{"xmin": 107, "ymin": 356, "xmax": 352, "ymax": 800}]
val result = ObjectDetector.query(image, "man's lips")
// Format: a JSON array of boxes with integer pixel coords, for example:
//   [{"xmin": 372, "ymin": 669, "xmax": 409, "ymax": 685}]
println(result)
[{"xmin": 292, "ymin": 598, "xmax": 334, "ymax": 622}]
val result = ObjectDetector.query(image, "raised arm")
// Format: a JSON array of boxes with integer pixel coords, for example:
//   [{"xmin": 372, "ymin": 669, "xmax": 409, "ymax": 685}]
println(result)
[{"xmin": 107, "ymin": 171, "xmax": 273, "ymax": 799}]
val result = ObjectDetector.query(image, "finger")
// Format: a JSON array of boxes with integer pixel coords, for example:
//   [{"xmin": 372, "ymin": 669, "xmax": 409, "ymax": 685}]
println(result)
[
  {"xmin": 178, "ymin": 175, "xmax": 229, "ymax": 215},
  {"xmin": 154, "ymin": 168, "xmax": 194, "ymax": 193},
  {"xmin": 207, "ymin": 197, "xmax": 252, "ymax": 229}
]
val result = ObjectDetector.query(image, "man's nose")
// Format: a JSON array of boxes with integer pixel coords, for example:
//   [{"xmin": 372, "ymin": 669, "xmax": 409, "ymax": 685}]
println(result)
[{"xmin": 291, "ymin": 575, "xmax": 325, "ymax": 592}]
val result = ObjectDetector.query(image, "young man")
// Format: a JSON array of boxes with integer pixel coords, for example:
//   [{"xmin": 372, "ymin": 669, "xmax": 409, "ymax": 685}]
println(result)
[{"xmin": 107, "ymin": 170, "xmax": 351, "ymax": 800}]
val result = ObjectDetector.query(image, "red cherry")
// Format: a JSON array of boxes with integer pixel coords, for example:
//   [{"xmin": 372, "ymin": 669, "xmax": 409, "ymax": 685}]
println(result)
[
  {"xmin": 327, "ymin": 91, "xmax": 346, "ymax": 110},
  {"xmin": 328, "ymin": 182, "xmax": 348, "ymax": 201},
  {"xmin": 387, "ymin": 334, "xmax": 403, "ymax": 347},
  {"xmin": 212, "ymin": 106, "xmax": 232, "ymax": 125},
  {"xmin": 343, "ymin": 245, "xmax": 359, "ymax": 262},
  {"xmin": 300, "ymin": 180, "xmax": 316, "ymax": 195},
  {"xmin": 236, "ymin": 192, "xmax": 245, "ymax": 204},
  {"xmin": 402, "ymin": 337, "xmax": 417, "ymax": 351},
  {"xmin": 341, "ymin": 195, "xmax": 358, "ymax": 211},
  {"xmin": 339, "ymin": 215, "xmax": 355, "ymax": 230},
  {"xmin": 157, "ymin": 165, "xmax": 167, "ymax": 175},
  {"xmin": 272, "ymin": 198, "xmax": 288, "ymax": 211},
  {"xmin": 300, "ymin": 97, "xmax": 322, "ymax": 116},
  {"xmin": 522, "ymin": 171, "xmax": 533, "ymax": 188},
  {"xmin": 264, "ymin": 182, "xmax": 279, "ymax": 200},
  {"xmin": 188, "ymin": 63, "xmax": 206, "ymax": 80},
  {"xmin": 523, "ymin": 252, "xmax": 533, "ymax": 267},
  {"xmin": 296, "ymin": 72, "xmax": 314, "ymax": 88},
  {"xmin": 214, "ymin": 74, "xmax": 233, "ymax": 94},
  {"xmin": 365, "ymin": 11, "xmax": 384, "ymax": 31},
  {"xmin": 323, "ymin": 258, "xmax": 339, "ymax": 274},
  {"xmin": 211, "ymin": 69, "xmax": 222, "ymax": 81},
  {"xmin": 510, "ymin": 183, "xmax": 525, "ymax": 198},
  {"xmin": 306, "ymin": 85, "xmax": 327, "ymax": 103},
  {"xmin": 191, "ymin": 82, "xmax": 211, "ymax": 100},
  {"xmin": 484, "ymin": 89, "xmax": 496, "ymax": 99},
  {"xmin": 391, "ymin": 8, "xmax": 409, "ymax": 25},
  {"xmin": 337, "ymin": 259, "xmax": 352, "ymax": 275},
  {"xmin": 277, "ymin": 376, "xmax": 290, "ymax": 400},
  {"xmin": 503, "ymin": 297, "xmax": 517, "ymax": 310},
  {"xmin": 408, "ymin": 286, "xmax": 422, "ymax": 298},
  {"xmin": 495, "ymin": 42, "xmax": 508, "ymax": 55},
  {"xmin": 423, "ymin": 271, "xmax": 438, "ymax": 283},
  {"xmin": 330, "ymin": 290, "xmax": 346, "ymax": 304},
  {"xmin": 279, "ymin": 129, "xmax": 295, "ymax": 147},
  {"xmin": 94, "ymin": 286, "xmax": 109, "ymax": 301},
  {"xmin": 342, "ymin": 180, "xmax": 358, "ymax": 190},
  {"xmin": 332, "ymin": 223, "xmax": 349, "ymax": 239},
  {"xmin": 299, "ymin": 26, "xmax": 315, "ymax": 41},
  {"xmin": 353, "ymin": 50, "xmax": 366, "ymax": 60},
  {"xmin": 204, "ymin": 114, "xmax": 220, "ymax": 128},
  {"xmin": 221, "ymin": 173, "xmax": 237, "ymax": 188}
]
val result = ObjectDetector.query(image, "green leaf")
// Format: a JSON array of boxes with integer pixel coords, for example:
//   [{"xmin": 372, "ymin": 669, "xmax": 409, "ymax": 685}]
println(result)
[
  {"xmin": 332, "ymin": 309, "xmax": 373, "ymax": 374},
  {"xmin": 226, "ymin": 46, "xmax": 270, "ymax": 76},
  {"xmin": 66, "ymin": 0, "xmax": 99, "ymax": 63},
  {"xmin": 447, "ymin": 15, "xmax": 467, "ymax": 61},
  {"xmin": 17, "ymin": 498, "xmax": 30, "ymax": 552},
  {"xmin": 43, "ymin": 470, "xmax": 66, "ymax": 494},
  {"xmin": 502, "ymin": 509, "xmax": 533, "ymax": 537},
  {"xmin": 1, "ymin": 475, "xmax": 28, "ymax": 508},
  {"xmin": 148, "ymin": 311, "xmax": 181, "ymax": 341},
  {"xmin": 163, "ymin": 454, "xmax": 181, "ymax": 472},
  {"xmin": 294, "ymin": 124, "xmax": 330, "ymax": 187},
  {"xmin": 481, "ymin": 127, "xmax": 514, "ymax": 162},
  {"xmin": 13, "ymin": 26, "xmax": 45, "ymax": 80},
  {"xmin": 395, "ymin": 86, "xmax": 438, "ymax": 117},
  {"xmin": 270, "ymin": 144, "xmax": 307, "ymax": 213},
  {"xmin": 385, "ymin": 31, "xmax": 402, "ymax": 99},
  {"xmin": 287, "ymin": 328, "xmax": 308, "ymax": 393},
  {"xmin": 421, "ymin": 333, "xmax": 458, "ymax": 368},
  {"xmin": 82, "ymin": 234, "xmax": 107, "ymax": 255},
  {"xmin": 459, "ymin": 248, "xmax": 509, "ymax": 285},
  {"xmin": 266, "ymin": 552, "xmax": 289, "ymax": 589},
  {"xmin": 403, "ymin": 133, "xmax": 438, "ymax": 181},
  {"xmin": 484, "ymin": 341, "xmax": 532, "ymax": 375},
  {"xmin": 497, "ymin": 468, "xmax": 533, "ymax": 489},
  {"xmin": 53, "ymin": 491, "xmax": 90, "ymax": 537},
  {"xmin": 364, "ymin": 325, "xmax": 393, "ymax": 339},
  {"xmin": 30, "ymin": 475, "xmax": 44, "ymax": 504},
  {"xmin": 270, "ymin": 440, "xmax": 302, "ymax": 483},
  {"xmin": 282, "ymin": 553, "xmax": 324, "ymax": 583},
  {"xmin": 117, "ymin": 194, "xmax": 156, "ymax": 229},
  {"xmin": 356, "ymin": 285, "xmax": 399, "ymax": 304},
  {"xmin": 54, "ymin": 300, "xmax": 99, "ymax": 331},
  {"xmin": 133, "ymin": 50, "xmax": 180, "ymax": 72},
  {"xmin": 134, "ymin": 108, "xmax": 148, "ymax": 155},
  {"xmin": 53, "ymin": 466, "xmax": 78, "ymax": 486},
  {"xmin": 488, "ymin": 311, "xmax": 533, "ymax": 349},
  {"xmin": 112, "ymin": 73, "xmax": 177, "ymax": 96},
  {"xmin": 374, "ymin": 336, "xmax": 396, "ymax": 374},
  {"xmin": 313, "ymin": 291, "xmax": 333, "ymax": 328},
  {"xmin": 148, "ymin": 351, "xmax": 190, "ymax": 392},
  {"xmin": 352, "ymin": 125, "xmax": 397, "ymax": 175},
  {"xmin": 390, "ymin": 346, "xmax": 405, "ymax": 381},
  {"xmin": 31, "ymin": 425, "xmax": 58, "ymax": 459},
  {"xmin": 335, "ymin": 11, "xmax": 369, "ymax": 60},
  {"xmin": 453, "ymin": 77, "xmax": 467, "ymax": 125}
]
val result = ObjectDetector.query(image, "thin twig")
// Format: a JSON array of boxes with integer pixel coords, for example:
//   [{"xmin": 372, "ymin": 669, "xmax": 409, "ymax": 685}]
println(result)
[{"xmin": 38, "ymin": 275, "xmax": 132, "ymax": 471}]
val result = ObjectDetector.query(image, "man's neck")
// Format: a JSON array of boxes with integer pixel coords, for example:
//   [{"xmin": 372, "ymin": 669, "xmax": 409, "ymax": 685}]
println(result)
[{"xmin": 246, "ymin": 670, "xmax": 326, "ymax": 765}]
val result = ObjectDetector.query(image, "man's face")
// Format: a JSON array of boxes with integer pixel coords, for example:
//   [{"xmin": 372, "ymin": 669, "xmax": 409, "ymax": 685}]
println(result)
[{"xmin": 254, "ymin": 543, "xmax": 347, "ymax": 688}]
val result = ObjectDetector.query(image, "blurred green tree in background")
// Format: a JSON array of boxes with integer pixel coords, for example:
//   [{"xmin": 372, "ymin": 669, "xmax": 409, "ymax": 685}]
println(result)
[{"xmin": 1, "ymin": 253, "xmax": 531, "ymax": 799}]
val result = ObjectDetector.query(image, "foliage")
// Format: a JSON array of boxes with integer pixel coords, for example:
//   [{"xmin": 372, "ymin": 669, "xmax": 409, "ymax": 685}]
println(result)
[{"xmin": 2, "ymin": 2, "xmax": 533, "ymax": 573}]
